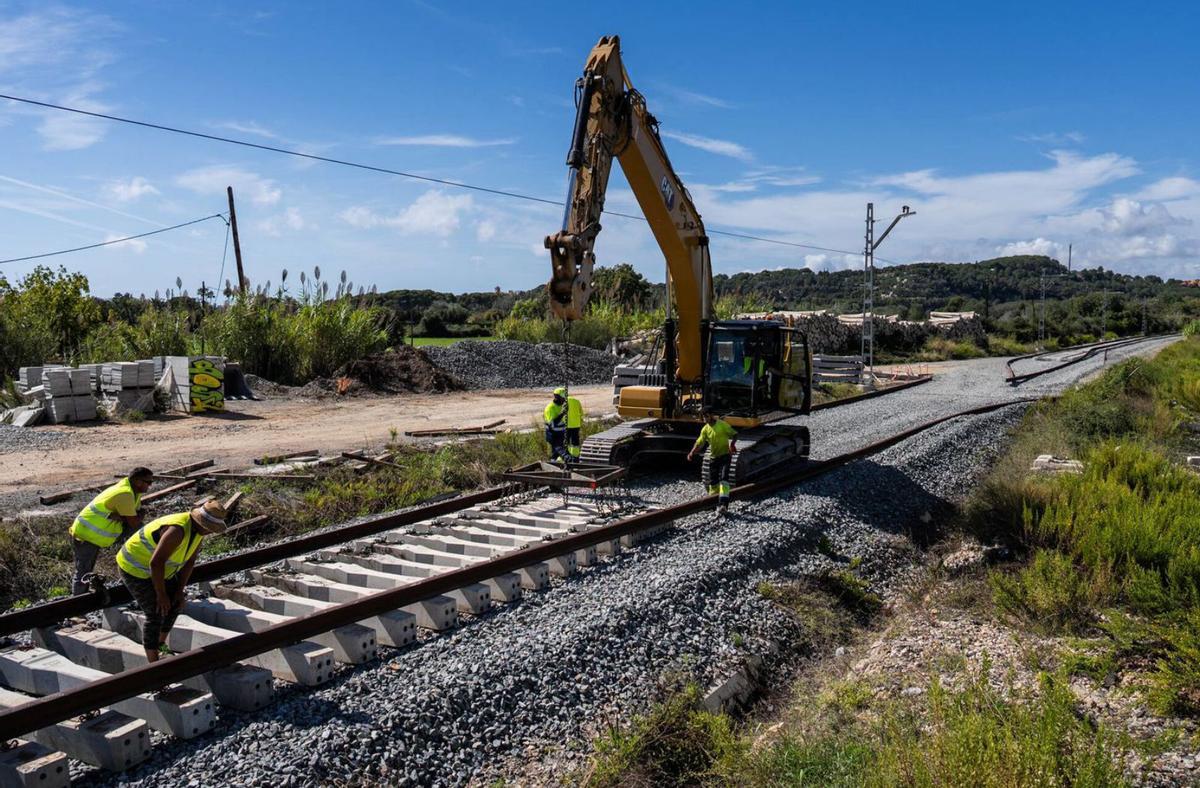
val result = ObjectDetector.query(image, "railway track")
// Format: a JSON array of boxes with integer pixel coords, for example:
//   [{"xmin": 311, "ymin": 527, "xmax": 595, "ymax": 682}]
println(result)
[
  {"xmin": 1005, "ymin": 334, "xmax": 1174, "ymax": 385},
  {"xmin": 0, "ymin": 392, "xmax": 1039, "ymax": 786}
]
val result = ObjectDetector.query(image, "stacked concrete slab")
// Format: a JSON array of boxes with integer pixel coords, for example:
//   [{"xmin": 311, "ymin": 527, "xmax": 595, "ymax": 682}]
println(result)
[
  {"xmin": 99, "ymin": 362, "xmax": 155, "ymax": 411},
  {"xmin": 39, "ymin": 368, "xmax": 97, "ymax": 424}
]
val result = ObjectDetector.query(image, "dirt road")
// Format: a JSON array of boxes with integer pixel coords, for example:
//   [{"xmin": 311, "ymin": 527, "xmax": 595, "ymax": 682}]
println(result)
[{"xmin": 0, "ymin": 385, "xmax": 614, "ymax": 503}]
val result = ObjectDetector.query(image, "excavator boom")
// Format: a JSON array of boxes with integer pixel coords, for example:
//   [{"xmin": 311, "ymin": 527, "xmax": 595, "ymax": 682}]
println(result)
[{"xmin": 546, "ymin": 34, "xmax": 713, "ymax": 384}]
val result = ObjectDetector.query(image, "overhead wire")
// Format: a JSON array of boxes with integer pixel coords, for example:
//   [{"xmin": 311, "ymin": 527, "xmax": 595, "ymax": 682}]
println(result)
[
  {"xmin": 0, "ymin": 93, "xmax": 893, "ymax": 264},
  {"xmin": 0, "ymin": 213, "xmax": 228, "ymax": 265}
]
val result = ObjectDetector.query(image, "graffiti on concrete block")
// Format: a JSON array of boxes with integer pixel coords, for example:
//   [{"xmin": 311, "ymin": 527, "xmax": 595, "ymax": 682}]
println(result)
[{"xmin": 189, "ymin": 358, "xmax": 225, "ymax": 413}]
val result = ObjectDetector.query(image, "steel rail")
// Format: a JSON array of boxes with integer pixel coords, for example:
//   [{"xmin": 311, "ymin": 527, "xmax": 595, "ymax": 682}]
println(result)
[
  {"xmin": 809, "ymin": 373, "xmax": 931, "ymax": 411},
  {"xmin": 5, "ymin": 369, "xmax": 931, "ymax": 635},
  {"xmin": 0, "ymin": 483, "xmax": 520, "ymax": 636},
  {"xmin": 0, "ymin": 397, "xmax": 1034, "ymax": 740},
  {"xmin": 1005, "ymin": 335, "xmax": 1173, "ymax": 385}
]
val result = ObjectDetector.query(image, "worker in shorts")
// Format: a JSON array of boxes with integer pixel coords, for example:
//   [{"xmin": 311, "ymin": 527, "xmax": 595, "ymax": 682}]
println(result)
[
  {"xmin": 115, "ymin": 501, "xmax": 227, "ymax": 661},
  {"xmin": 687, "ymin": 410, "xmax": 738, "ymax": 515}
]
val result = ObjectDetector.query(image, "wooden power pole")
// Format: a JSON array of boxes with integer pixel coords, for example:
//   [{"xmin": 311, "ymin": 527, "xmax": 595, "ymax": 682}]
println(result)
[{"xmin": 226, "ymin": 186, "xmax": 247, "ymax": 294}]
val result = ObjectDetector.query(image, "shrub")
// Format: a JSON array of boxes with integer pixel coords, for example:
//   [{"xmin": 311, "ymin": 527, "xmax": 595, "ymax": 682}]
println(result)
[{"xmin": 585, "ymin": 684, "xmax": 744, "ymax": 787}]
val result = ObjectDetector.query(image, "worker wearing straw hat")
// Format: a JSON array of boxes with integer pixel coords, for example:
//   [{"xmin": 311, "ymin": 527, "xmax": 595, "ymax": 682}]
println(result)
[{"xmin": 116, "ymin": 501, "xmax": 227, "ymax": 661}]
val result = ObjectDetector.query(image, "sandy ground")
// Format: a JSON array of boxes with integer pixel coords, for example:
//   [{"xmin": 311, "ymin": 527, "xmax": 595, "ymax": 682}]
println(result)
[{"xmin": 0, "ymin": 385, "xmax": 614, "ymax": 502}]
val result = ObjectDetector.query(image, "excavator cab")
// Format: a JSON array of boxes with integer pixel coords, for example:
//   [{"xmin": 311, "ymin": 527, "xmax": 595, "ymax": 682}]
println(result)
[{"xmin": 704, "ymin": 321, "xmax": 811, "ymax": 421}]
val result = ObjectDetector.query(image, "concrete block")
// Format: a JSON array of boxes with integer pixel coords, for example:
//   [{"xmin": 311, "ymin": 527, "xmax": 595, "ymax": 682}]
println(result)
[
  {"xmin": 1030, "ymin": 454, "xmax": 1084, "ymax": 474},
  {"xmin": 42, "ymin": 369, "xmax": 72, "ymax": 397},
  {"xmin": 0, "ymin": 646, "xmax": 215, "ymax": 739},
  {"xmin": 183, "ymin": 598, "xmax": 378, "ymax": 665},
  {"xmin": 448, "ymin": 515, "xmax": 561, "ymax": 540},
  {"xmin": 102, "ymin": 607, "xmax": 333, "ymax": 687},
  {"xmin": 375, "ymin": 537, "xmax": 523, "ymax": 602},
  {"xmin": 423, "ymin": 524, "xmax": 539, "ymax": 549},
  {"xmin": 314, "ymin": 550, "xmax": 491, "ymax": 615},
  {"xmin": 0, "ymin": 739, "xmax": 69, "ymax": 788},
  {"xmin": 9, "ymin": 407, "xmax": 43, "ymax": 428},
  {"xmin": 282, "ymin": 561, "xmax": 458, "ymax": 631},
  {"xmin": 68, "ymin": 369, "xmax": 91, "ymax": 395},
  {"xmin": 0, "ymin": 687, "xmax": 148, "ymax": 772},
  {"xmin": 33, "ymin": 625, "xmax": 273, "ymax": 712},
  {"xmin": 211, "ymin": 583, "xmax": 415, "ymax": 649}
]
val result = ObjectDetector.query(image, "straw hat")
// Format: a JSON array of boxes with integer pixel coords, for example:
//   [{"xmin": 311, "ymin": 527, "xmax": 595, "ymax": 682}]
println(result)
[{"xmin": 190, "ymin": 500, "xmax": 228, "ymax": 534}]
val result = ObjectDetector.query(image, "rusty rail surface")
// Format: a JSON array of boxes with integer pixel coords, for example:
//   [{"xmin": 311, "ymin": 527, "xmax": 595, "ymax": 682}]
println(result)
[{"xmin": 1005, "ymin": 335, "xmax": 1174, "ymax": 386}]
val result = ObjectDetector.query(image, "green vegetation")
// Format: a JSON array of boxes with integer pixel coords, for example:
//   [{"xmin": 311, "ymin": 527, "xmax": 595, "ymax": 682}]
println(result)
[
  {"xmin": 585, "ymin": 660, "xmax": 1128, "ymax": 787},
  {"xmin": 3, "ymin": 256, "xmax": 1194, "ymax": 383},
  {"xmin": 969, "ymin": 337, "xmax": 1200, "ymax": 715}
]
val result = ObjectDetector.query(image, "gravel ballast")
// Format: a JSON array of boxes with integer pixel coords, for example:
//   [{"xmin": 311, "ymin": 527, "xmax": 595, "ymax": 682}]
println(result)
[
  {"xmin": 0, "ymin": 423, "xmax": 73, "ymax": 454},
  {"xmin": 421, "ymin": 340, "xmax": 618, "ymax": 390},
  {"xmin": 74, "ymin": 338, "xmax": 1178, "ymax": 787}
]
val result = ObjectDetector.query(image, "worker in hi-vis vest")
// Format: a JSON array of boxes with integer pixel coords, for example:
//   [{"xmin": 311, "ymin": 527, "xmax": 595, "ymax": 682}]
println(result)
[
  {"xmin": 544, "ymin": 388, "xmax": 571, "ymax": 464},
  {"xmin": 687, "ymin": 410, "xmax": 738, "ymax": 515},
  {"xmin": 563, "ymin": 389, "xmax": 584, "ymax": 461},
  {"xmin": 116, "ymin": 500, "xmax": 227, "ymax": 661},
  {"xmin": 69, "ymin": 467, "xmax": 154, "ymax": 595}
]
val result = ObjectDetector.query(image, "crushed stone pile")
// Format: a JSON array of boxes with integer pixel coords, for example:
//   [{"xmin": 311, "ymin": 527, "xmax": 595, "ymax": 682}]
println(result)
[{"xmin": 421, "ymin": 340, "xmax": 619, "ymax": 390}]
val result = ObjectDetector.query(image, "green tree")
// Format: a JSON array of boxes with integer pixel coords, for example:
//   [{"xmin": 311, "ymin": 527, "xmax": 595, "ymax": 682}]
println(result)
[
  {"xmin": 0, "ymin": 266, "xmax": 101, "ymax": 372},
  {"xmin": 592, "ymin": 263, "xmax": 657, "ymax": 311}
]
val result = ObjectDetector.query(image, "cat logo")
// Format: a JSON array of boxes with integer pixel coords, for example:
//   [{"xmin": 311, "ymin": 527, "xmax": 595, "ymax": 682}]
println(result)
[{"xmin": 660, "ymin": 175, "xmax": 675, "ymax": 210}]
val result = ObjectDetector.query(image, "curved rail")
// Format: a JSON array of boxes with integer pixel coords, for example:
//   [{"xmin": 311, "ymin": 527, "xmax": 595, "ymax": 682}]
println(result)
[
  {"xmin": 0, "ymin": 397, "xmax": 1035, "ymax": 741},
  {"xmin": 1005, "ymin": 335, "xmax": 1173, "ymax": 386}
]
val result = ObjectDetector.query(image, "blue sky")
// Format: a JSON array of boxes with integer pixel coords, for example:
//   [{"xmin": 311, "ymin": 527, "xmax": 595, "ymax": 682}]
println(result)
[{"xmin": 0, "ymin": 0, "xmax": 1197, "ymax": 297}]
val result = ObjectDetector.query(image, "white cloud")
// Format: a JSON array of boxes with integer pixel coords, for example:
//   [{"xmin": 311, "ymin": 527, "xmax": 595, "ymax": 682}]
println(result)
[
  {"xmin": 1019, "ymin": 131, "xmax": 1087, "ymax": 145},
  {"xmin": 1133, "ymin": 177, "xmax": 1200, "ymax": 202},
  {"xmin": 0, "ymin": 8, "xmax": 120, "ymax": 150},
  {"xmin": 176, "ymin": 165, "xmax": 281, "ymax": 205},
  {"xmin": 256, "ymin": 207, "xmax": 306, "ymax": 236},
  {"xmin": 339, "ymin": 191, "xmax": 474, "ymax": 237},
  {"xmin": 216, "ymin": 120, "xmax": 278, "ymax": 139},
  {"xmin": 661, "ymin": 131, "xmax": 753, "ymax": 162},
  {"xmin": 105, "ymin": 176, "xmax": 159, "ymax": 202},
  {"xmin": 476, "ymin": 219, "xmax": 497, "ymax": 242},
  {"xmin": 103, "ymin": 233, "xmax": 147, "ymax": 254},
  {"xmin": 38, "ymin": 85, "xmax": 112, "ymax": 150},
  {"xmin": 374, "ymin": 134, "xmax": 517, "ymax": 148},
  {"xmin": 1098, "ymin": 198, "xmax": 1188, "ymax": 236},
  {"xmin": 995, "ymin": 237, "xmax": 1065, "ymax": 257},
  {"xmin": 657, "ymin": 84, "xmax": 734, "ymax": 109}
]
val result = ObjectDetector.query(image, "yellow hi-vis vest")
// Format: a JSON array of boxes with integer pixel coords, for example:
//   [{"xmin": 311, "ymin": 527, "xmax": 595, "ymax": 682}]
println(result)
[
  {"xmin": 116, "ymin": 512, "xmax": 202, "ymax": 580},
  {"xmin": 70, "ymin": 478, "xmax": 141, "ymax": 547},
  {"xmin": 544, "ymin": 401, "xmax": 566, "ymax": 431},
  {"xmin": 566, "ymin": 397, "xmax": 583, "ymax": 429}
]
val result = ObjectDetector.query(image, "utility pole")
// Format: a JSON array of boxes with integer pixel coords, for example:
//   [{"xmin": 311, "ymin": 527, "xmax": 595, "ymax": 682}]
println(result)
[
  {"xmin": 200, "ymin": 280, "xmax": 207, "ymax": 354},
  {"xmin": 861, "ymin": 203, "xmax": 916, "ymax": 387},
  {"xmin": 1101, "ymin": 288, "xmax": 1108, "ymax": 339},
  {"xmin": 1067, "ymin": 243, "xmax": 1072, "ymax": 273},
  {"xmin": 861, "ymin": 203, "xmax": 874, "ymax": 381},
  {"xmin": 226, "ymin": 186, "xmax": 247, "ymax": 295},
  {"xmin": 1142, "ymin": 298, "xmax": 1148, "ymax": 335}
]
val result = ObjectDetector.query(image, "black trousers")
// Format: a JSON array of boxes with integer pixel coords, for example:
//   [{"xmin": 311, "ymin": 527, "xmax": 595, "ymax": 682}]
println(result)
[{"xmin": 121, "ymin": 570, "xmax": 183, "ymax": 650}]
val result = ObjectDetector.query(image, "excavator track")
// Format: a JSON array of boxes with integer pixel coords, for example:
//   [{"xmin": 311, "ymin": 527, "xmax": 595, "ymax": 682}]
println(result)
[
  {"xmin": 579, "ymin": 419, "xmax": 656, "ymax": 466},
  {"xmin": 582, "ymin": 419, "xmax": 811, "ymax": 486},
  {"xmin": 702, "ymin": 424, "xmax": 811, "ymax": 487}
]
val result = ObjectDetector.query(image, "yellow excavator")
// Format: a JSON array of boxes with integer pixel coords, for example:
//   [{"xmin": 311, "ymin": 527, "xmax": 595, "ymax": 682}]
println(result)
[{"xmin": 546, "ymin": 35, "xmax": 813, "ymax": 485}]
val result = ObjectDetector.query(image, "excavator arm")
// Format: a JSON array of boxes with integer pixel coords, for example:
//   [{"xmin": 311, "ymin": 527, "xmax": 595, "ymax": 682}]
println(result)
[{"xmin": 545, "ymin": 35, "xmax": 714, "ymax": 384}]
